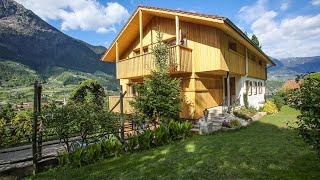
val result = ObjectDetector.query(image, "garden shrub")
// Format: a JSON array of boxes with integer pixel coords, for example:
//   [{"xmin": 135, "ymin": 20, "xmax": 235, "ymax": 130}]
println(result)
[
  {"xmin": 273, "ymin": 94, "xmax": 285, "ymax": 111},
  {"xmin": 180, "ymin": 121, "xmax": 193, "ymax": 138},
  {"xmin": 153, "ymin": 125, "xmax": 170, "ymax": 146},
  {"xmin": 229, "ymin": 119, "xmax": 242, "ymax": 128},
  {"xmin": 262, "ymin": 100, "xmax": 278, "ymax": 114},
  {"xmin": 56, "ymin": 121, "xmax": 193, "ymax": 168},
  {"xmin": 138, "ymin": 129, "xmax": 154, "ymax": 150},
  {"xmin": 222, "ymin": 120, "xmax": 230, "ymax": 127},
  {"xmin": 296, "ymin": 72, "xmax": 320, "ymax": 155},
  {"xmin": 233, "ymin": 107, "xmax": 257, "ymax": 120},
  {"xmin": 168, "ymin": 121, "xmax": 183, "ymax": 140},
  {"xmin": 125, "ymin": 134, "xmax": 139, "ymax": 152},
  {"xmin": 68, "ymin": 147, "xmax": 85, "ymax": 167},
  {"xmin": 100, "ymin": 138, "xmax": 122, "ymax": 158},
  {"xmin": 57, "ymin": 152, "xmax": 69, "ymax": 166},
  {"xmin": 85, "ymin": 143, "xmax": 102, "ymax": 164}
]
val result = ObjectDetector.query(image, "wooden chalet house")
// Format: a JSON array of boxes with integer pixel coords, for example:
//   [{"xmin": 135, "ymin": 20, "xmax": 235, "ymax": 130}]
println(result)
[{"xmin": 101, "ymin": 6, "xmax": 275, "ymax": 119}]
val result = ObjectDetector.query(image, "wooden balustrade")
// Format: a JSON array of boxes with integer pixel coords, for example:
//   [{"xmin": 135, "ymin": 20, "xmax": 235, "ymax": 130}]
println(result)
[{"xmin": 116, "ymin": 45, "xmax": 192, "ymax": 79}]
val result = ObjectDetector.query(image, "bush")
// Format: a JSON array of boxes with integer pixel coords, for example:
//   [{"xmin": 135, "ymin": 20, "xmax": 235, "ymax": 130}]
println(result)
[
  {"xmin": 153, "ymin": 125, "xmax": 170, "ymax": 146},
  {"xmin": 100, "ymin": 138, "xmax": 122, "ymax": 158},
  {"xmin": 125, "ymin": 134, "xmax": 139, "ymax": 152},
  {"xmin": 262, "ymin": 101, "xmax": 278, "ymax": 114},
  {"xmin": 229, "ymin": 120, "xmax": 242, "ymax": 128},
  {"xmin": 138, "ymin": 129, "xmax": 154, "ymax": 150},
  {"xmin": 273, "ymin": 95, "xmax": 285, "ymax": 111},
  {"xmin": 297, "ymin": 72, "xmax": 320, "ymax": 155},
  {"xmin": 57, "ymin": 121, "xmax": 193, "ymax": 168},
  {"xmin": 233, "ymin": 107, "xmax": 257, "ymax": 120}
]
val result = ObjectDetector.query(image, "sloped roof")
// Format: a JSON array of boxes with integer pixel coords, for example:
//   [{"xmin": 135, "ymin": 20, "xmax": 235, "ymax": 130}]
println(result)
[
  {"xmin": 282, "ymin": 80, "xmax": 302, "ymax": 90},
  {"xmin": 101, "ymin": 6, "xmax": 275, "ymax": 66}
]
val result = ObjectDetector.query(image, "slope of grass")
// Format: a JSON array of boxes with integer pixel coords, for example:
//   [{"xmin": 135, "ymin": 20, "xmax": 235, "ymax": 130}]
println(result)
[{"xmin": 33, "ymin": 106, "xmax": 320, "ymax": 179}]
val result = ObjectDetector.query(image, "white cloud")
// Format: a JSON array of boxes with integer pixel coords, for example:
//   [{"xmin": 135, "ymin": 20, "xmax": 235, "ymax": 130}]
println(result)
[
  {"xmin": 238, "ymin": 0, "xmax": 320, "ymax": 58},
  {"xmin": 280, "ymin": 1, "xmax": 289, "ymax": 11},
  {"xmin": 15, "ymin": 0, "xmax": 130, "ymax": 34},
  {"xmin": 311, "ymin": 0, "xmax": 320, "ymax": 5}
]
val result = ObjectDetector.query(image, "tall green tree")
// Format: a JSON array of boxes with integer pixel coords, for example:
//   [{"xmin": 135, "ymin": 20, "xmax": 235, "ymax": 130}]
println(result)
[
  {"xmin": 130, "ymin": 31, "xmax": 182, "ymax": 124},
  {"xmin": 251, "ymin": 34, "xmax": 261, "ymax": 48},
  {"xmin": 69, "ymin": 80, "xmax": 106, "ymax": 107},
  {"xmin": 296, "ymin": 72, "xmax": 320, "ymax": 155}
]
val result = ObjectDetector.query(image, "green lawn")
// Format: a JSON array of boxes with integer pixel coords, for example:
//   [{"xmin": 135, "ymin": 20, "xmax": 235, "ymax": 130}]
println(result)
[{"xmin": 33, "ymin": 106, "xmax": 320, "ymax": 179}]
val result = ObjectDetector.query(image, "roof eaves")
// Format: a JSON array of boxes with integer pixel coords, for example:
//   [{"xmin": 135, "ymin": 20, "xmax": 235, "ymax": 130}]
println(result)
[
  {"xmin": 223, "ymin": 18, "xmax": 276, "ymax": 66},
  {"xmin": 101, "ymin": 6, "xmax": 141, "ymax": 61}
]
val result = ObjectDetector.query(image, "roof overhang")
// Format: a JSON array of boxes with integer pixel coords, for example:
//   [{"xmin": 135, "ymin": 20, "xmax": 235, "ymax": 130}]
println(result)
[{"xmin": 101, "ymin": 6, "xmax": 276, "ymax": 66}]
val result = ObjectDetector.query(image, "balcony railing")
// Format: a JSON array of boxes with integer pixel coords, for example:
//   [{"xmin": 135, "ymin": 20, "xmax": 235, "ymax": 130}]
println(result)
[{"xmin": 116, "ymin": 45, "xmax": 192, "ymax": 79}]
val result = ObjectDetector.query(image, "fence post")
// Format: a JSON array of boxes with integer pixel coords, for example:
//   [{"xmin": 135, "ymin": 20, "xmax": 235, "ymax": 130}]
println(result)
[
  {"xmin": 120, "ymin": 85, "xmax": 125, "ymax": 152},
  {"xmin": 37, "ymin": 85, "xmax": 42, "ymax": 159},
  {"xmin": 32, "ymin": 81, "xmax": 39, "ymax": 174}
]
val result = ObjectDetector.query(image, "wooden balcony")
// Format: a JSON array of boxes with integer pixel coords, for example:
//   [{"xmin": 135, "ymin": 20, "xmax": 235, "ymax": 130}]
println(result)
[{"xmin": 116, "ymin": 45, "xmax": 192, "ymax": 79}]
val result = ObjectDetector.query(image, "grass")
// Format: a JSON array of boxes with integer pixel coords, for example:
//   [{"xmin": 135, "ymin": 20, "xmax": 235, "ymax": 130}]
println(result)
[{"xmin": 32, "ymin": 106, "xmax": 320, "ymax": 179}]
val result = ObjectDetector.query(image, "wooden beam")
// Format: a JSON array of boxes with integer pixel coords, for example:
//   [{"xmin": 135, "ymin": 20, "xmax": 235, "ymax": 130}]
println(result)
[
  {"xmin": 139, "ymin": 10, "xmax": 143, "ymax": 55},
  {"xmin": 175, "ymin": 15, "xmax": 180, "ymax": 71},
  {"xmin": 227, "ymin": 72, "xmax": 231, "ymax": 113},
  {"xmin": 175, "ymin": 15, "xmax": 180, "ymax": 45},
  {"xmin": 116, "ymin": 41, "xmax": 119, "ymax": 62},
  {"xmin": 245, "ymin": 47, "xmax": 248, "ymax": 75}
]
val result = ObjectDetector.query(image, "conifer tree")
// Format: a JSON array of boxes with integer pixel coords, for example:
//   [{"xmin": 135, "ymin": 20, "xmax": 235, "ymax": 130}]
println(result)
[
  {"xmin": 251, "ymin": 34, "xmax": 261, "ymax": 48},
  {"xmin": 130, "ymin": 31, "xmax": 181, "ymax": 124}
]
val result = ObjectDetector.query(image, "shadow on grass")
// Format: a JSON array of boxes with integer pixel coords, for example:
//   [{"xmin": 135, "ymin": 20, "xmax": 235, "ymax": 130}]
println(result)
[{"xmin": 34, "ymin": 120, "xmax": 320, "ymax": 180}]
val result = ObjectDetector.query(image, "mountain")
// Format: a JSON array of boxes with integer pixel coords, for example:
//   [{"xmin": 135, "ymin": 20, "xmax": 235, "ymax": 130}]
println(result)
[
  {"xmin": 0, "ymin": 0, "xmax": 114, "ymax": 74},
  {"xmin": 268, "ymin": 56, "xmax": 320, "ymax": 80}
]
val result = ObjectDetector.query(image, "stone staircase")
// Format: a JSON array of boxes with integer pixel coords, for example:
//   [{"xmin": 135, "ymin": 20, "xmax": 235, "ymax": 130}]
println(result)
[{"xmin": 191, "ymin": 106, "xmax": 228, "ymax": 134}]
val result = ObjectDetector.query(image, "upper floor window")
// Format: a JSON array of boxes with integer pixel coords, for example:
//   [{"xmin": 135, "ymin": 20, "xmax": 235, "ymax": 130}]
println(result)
[
  {"xmin": 259, "ymin": 60, "xmax": 262, "ymax": 66},
  {"xmin": 133, "ymin": 47, "xmax": 148, "ymax": 56},
  {"xmin": 133, "ymin": 50, "xmax": 140, "ymax": 56},
  {"xmin": 228, "ymin": 42, "xmax": 237, "ymax": 52},
  {"xmin": 250, "ymin": 53, "xmax": 256, "ymax": 62},
  {"xmin": 143, "ymin": 47, "xmax": 149, "ymax": 53}
]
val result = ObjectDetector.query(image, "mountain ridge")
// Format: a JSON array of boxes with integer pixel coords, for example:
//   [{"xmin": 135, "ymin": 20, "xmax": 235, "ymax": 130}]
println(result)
[
  {"xmin": 0, "ymin": 0, "xmax": 113, "ymax": 74},
  {"xmin": 268, "ymin": 56, "xmax": 320, "ymax": 80}
]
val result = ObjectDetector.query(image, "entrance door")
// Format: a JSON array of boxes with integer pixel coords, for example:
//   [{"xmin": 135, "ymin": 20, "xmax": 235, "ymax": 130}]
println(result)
[{"xmin": 224, "ymin": 77, "xmax": 236, "ymax": 105}]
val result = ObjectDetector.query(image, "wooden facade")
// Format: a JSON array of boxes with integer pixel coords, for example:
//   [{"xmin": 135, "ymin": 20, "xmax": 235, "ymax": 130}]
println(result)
[{"xmin": 102, "ymin": 6, "xmax": 274, "ymax": 119}]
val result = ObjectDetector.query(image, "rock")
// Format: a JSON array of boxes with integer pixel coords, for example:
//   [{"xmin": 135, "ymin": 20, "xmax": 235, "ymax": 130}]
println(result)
[{"xmin": 252, "ymin": 112, "xmax": 267, "ymax": 121}]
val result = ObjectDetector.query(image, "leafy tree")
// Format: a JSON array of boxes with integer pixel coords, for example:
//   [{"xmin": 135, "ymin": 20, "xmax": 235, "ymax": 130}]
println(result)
[
  {"xmin": 130, "ymin": 31, "xmax": 182, "ymax": 125},
  {"xmin": 42, "ymin": 103, "xmax": 76, "ymax": 152},
  {"xmin": 0, "ymin": 103, "xmax": 16, "ymax": 123},
  {"xmin": 72, "ymin": 102, "xmax": 100, "ymax": 146},
  {"xmin": 69, "ymin": 80, "xmax": 106, "ymax": 107},
  {"xmin": 251, "ymin": 34, "xmax": 261, "ymax": 48},
  {"xmin": 296, "ymin": 72, "xmax": 320, "ymax": 155},
  {"xmin": 0, "ymin": 110, "xmax": 32, "ymax": 148}
]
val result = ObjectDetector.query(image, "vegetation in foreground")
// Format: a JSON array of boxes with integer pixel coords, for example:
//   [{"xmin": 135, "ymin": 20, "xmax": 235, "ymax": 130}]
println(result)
[{"xmin": 32, "ymin": 106, "xmax": 320, "ymax": 179}]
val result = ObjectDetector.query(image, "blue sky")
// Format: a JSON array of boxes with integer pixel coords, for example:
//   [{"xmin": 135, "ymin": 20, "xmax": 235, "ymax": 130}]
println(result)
[{"xmin": 16, "ymin": 0, "xmax": 320, "ymax": 58}]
